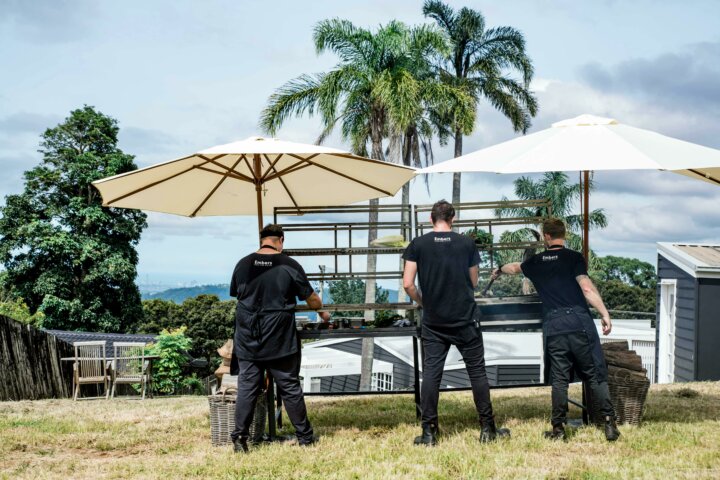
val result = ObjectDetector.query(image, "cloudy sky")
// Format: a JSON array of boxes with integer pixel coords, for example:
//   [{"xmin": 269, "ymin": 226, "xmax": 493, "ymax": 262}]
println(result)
[{"xmin": 2, "ymin": 0, "xmax": 720, "ymax": 286}]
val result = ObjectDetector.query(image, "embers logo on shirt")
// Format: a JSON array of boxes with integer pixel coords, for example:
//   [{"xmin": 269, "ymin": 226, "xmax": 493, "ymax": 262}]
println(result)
[
  {"xmin": 542, "ymin": 255, "xmax": 559, "ymax": 261},
  {"xmin": 254, "ymin": 260, "xmax": 273, "ymax": 267},
  {"xmin": 434, "ymin": 237, "xmax": 451, "ymax": 242}
]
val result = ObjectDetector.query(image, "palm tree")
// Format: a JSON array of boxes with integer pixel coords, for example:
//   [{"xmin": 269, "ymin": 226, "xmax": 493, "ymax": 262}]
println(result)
[
  {"xmin": 495, "ymin": 172, "xmax": 608, "ymax": 271},
  {"xmin": 423, "ymin": 0, "xmax": 538, "ymax": 208},
  {"xmin": 260, "ymin": 19, "xmax": 469, "ymax": 390}
]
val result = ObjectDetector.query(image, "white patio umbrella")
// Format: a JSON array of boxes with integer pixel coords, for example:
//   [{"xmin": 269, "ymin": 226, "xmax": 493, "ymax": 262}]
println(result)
[
  {"xmin": 92, "ymin": 136, "xmax": 417, "ymax": 233},
  {"xmin": 421, "ymin": 114, "xmax": 720, "ymax": 260}
]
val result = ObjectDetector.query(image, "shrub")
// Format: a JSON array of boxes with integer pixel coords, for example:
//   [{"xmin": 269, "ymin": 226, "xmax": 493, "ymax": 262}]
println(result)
[{"xmin": 146, "ymin": 327, "xmax": 193, "ymax": 395}]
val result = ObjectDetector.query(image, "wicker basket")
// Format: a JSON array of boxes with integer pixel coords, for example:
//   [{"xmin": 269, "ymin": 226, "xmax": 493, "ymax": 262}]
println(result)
[
  {"xmin": 587, "ymin": 367, "xmax": 650, "ymax": 425},
  {"xmin": 208, "ymin": 388, "xmax": 267, "ymax": 446},
  {"xmin": 606, "ymin": 368, "xmax": 650, "ymax": 425}
]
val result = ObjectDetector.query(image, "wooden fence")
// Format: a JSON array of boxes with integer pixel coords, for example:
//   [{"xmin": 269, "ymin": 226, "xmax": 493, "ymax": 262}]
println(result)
[{"xmin": 0, "ymin": 315, "xmax": 73, "ymax": 401}]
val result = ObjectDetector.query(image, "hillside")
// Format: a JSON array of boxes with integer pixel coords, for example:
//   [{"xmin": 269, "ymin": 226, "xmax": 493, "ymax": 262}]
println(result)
[
  {"xmin": 142, "ymin": 284, "xmax": 400, "ymax": 304},
  {"xmin": 142, "ymin": 284, "xmax": 233, "ymax": 303}
]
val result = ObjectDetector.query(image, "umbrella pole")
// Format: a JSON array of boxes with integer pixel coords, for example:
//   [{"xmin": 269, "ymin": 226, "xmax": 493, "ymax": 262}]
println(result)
[
  {"xmin": 582, "ymin": 170, "xmax": 590, "ymax": 264},
  {"xmin": 254, "ymin": 154, "xmax": 264, "ymax": 237},
  {"xmin": 256, "ymin": 182, "xmax": 263, "ymax": 234}
]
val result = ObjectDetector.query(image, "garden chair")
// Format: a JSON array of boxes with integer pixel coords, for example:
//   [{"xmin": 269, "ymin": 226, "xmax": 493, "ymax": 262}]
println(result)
[
  {"xmin": 112, "ymin": 341, "xmax": 149, "ymax": 399},
  {"xmin": 72, "ymin": 341, "xmax": 111, "ymax": 401}
]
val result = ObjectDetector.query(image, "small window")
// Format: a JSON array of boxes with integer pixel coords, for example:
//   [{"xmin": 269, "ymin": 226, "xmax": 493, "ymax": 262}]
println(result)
[{"xmin": 371, "ymin": 372, "xmax": 393, "ymax": 392}]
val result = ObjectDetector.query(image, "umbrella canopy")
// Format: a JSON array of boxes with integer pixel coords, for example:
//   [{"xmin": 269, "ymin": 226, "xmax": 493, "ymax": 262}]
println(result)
[
  {"xmin": 92, "ymin": 136, "xmax": 417, "ymax": 231},
  {"xmin": 421, "ymin": 114, "xmax": 720, "ymax": 260},
  {"xmin": 422, "ymin": 114, "xmax": 720, "ymax": 183}
]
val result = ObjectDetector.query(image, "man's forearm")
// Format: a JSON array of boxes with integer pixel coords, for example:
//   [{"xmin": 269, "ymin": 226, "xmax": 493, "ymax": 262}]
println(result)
[
  {"xmin": 498, "ymin": 262, "xmax": 523, "ymax": 275},
  {"xmin": 579, "ymin": 278, "xmax": 610, "ymax": 318},
  {"xmin": 584, "ymin": 285, "xmax": 609, "ymax": 318},
  {"xmin": 404, "ymin": 284, "xmax": 422, "ymax": 306}
]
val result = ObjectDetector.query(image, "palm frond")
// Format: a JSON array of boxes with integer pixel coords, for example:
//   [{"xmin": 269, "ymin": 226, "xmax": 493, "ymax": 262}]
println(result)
[{"xmin": 259, "ymin": 73, "xmax": 324, "ymax": 135}]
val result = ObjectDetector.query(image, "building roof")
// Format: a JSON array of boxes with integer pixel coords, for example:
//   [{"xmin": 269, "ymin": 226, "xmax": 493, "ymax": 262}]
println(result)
[
  {"xmin": 657, "ymin": 242, "xmax": 720, "ymax": 279},
  {"xmin": 45, "ymin": 330, "xmax": 157, "ymax": 358}
]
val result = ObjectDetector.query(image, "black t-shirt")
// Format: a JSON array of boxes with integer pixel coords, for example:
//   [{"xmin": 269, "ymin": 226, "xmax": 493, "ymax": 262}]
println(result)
[
  {"xmin": 402, "ymin": 231, "xmax": 480, "ymax": 328},
  {"xmin": 521, "ymin": 246, "xmax": 590, "ymax": 332},
  {"xmin": 229, "ymin": 253, "xmax": 314, "ymax": 361}
]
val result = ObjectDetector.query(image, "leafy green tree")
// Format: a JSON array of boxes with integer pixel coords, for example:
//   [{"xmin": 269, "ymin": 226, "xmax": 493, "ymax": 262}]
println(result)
[
  {"xmin": 0, "ymin": 106, "xmax": 147, "ymax": 332},
  {"xmin": 595, "ymin": 280, "xmax": 655, "ymax": 316},
  {"xmin": 140, "ymin": 298, "xmax": 183, "ymax": 334},
  {"xmin": 595, "ymin": 256, "xmax": 657, "ymax": 289},
  {"xmin": 140, "ymin": 295, "xmax": 234, "ymax": 376},
  {"xmin": 327, "ymin": 279, "xmax": 392, "ymax": 325},
  {"xmin": 181, "ymin": 295, "xmax": 235, "ymax": 374},
  {"xmin": 423, "ymin": 0, "xmax": 538, "ymax": 206}
]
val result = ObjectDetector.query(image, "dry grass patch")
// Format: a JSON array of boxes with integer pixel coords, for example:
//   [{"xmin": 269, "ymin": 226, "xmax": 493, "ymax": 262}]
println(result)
[{"xmin": 1, "ymin": 383, "xmax": 719, "ymax": 479}]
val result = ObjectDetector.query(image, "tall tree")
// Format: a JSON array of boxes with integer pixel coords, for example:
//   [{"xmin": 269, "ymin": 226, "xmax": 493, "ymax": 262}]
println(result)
[
  {"xmin": 423, "ymin": 0, "xmax": 538, "ymax": 207},
  {"xmin": 0, "ymin": 106, "xmax": 147, "ymax": 332},
  {"xmin": 260, "ymin": 19, "xmax": 469, "ymax": 390}
]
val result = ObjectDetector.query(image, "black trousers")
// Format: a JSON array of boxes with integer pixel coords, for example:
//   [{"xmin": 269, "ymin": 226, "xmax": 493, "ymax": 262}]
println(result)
[
  {"xmin": 231, "ymin": 353, "xmax": 313, "ymax": 443},
  {"xmin": 421, "ymin": 323, "xmax": 494, "ymax": 427},
  {"xmin": 546, "ymin": 332, "xmax": 615, "ymax": 426}
]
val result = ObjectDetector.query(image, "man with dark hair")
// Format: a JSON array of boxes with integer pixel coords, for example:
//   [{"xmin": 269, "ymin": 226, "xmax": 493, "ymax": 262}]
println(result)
[
  {"xmin": 229, "ymin": 224, "xmax": 330, "ymax": 452},
  {"xmin": 492, "ymin": 217, "xmax": 620, "ymax": 442},
  {"xmin": 403, "ymin": 200, "xmax": 509, "ymax": 446}
]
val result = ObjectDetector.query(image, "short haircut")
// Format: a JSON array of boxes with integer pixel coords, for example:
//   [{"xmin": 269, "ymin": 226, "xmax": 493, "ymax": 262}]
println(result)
[
  {"xmin": 542, "ymin": 217, "xmax": 566, "ymax": 239},
  {"xmin": 431, "ymin": 200, "xmax": 455, "ymax": 224},
  {"xmin": 260, "ymin": 224, "xmax": 284, "ymax": 239}
]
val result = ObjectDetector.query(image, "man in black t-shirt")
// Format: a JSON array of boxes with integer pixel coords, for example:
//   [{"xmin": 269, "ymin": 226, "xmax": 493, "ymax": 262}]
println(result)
[
  {"xmin": 229, "ymin": 224, "xmax": 330, "ymax": 452},
  {"xmin": 493, "ymin": 218, "xmax": 620, "ymax": 442},
  {"xmin": 403, "ymin": 200, "xmax": 510, "ymax": 446}
]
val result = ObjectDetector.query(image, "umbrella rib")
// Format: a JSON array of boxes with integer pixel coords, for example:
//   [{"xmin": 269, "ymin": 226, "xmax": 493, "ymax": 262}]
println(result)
[
  {"xmin": 265, "ymin": 161, "xmax": 299, "ymax": 209},
  {"xmin": 195, "ymin": 166, "xmax": 253, "ymax": 183},
  {"xmin": 287, "ymin": 154, "xmax": 393, "ymax": 196},
  {"xmin": 263, "ymin": 162, "xmax": 311, "ymax": 182},
  {"xmin": 199, "ymin": 156, "xmax": 256, "ymax": 183},
  {"xmin": 190, "ymin": 157, "xmax": 244, "ymax": 217},
  {"xmin": 687, "ymin": 169, "xmax": 720, "ymax": 186},
  {"xmin": 260, "ymin": 154, "xmax": 284, "ymax": 182},
  {"xmin": 104, "ymin": 164, "xmax": 207, "ymax": 206},
  {"xmin": 240, "ymin": 154, "xmax": 258, "ymax": 181}
]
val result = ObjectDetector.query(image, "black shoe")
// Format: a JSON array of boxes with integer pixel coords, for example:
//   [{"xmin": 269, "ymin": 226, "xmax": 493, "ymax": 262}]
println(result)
[
  {"xmin": 480, "ymin": 421, "xmax": 511, "ymax": 443},
  {"xmin": 604, "ymin": 416, "xmax": 620, "ymax": 442},
  {"xmin": 543, "ymin": 425, "xmax": 566, "ymax": 441},
  {"xmin": 414, "ymin": 423, "xmax": 438, "ymax": 446},
  {"xmin": 298, "ymin": 435, "xmax": 318, "ymax": 447},
  {"xmin": 233, "ymin": 437, "xmax": 249, "ymax": 453}
]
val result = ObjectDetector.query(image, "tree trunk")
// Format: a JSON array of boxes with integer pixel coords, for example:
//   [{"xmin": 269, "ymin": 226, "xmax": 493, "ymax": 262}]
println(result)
[
  {"xmin": 360, "ymin": 113, "xmax": 385, "ymax": 392},
  {"xmin": 397, "ymin": 129, "xmax": 413, "ymax": 309},
  {"xmin": 452, "ymin": 128, "xmax": 463, "ymax": 230}
]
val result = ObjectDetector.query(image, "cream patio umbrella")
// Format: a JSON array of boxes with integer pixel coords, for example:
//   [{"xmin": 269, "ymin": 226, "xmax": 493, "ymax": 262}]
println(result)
[
  {"xmin": 421, "ymin": 114, "xmax": 720, "ymax": 261},
  {"xmin": 92, "ymin": 136, "xmax": 417, "ymax": 233}
]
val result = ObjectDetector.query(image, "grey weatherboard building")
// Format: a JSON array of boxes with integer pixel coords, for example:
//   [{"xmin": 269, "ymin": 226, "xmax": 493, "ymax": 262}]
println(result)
[{"xmin": 656, "ymin": 243, "xmax": 720, "ymax": 383}]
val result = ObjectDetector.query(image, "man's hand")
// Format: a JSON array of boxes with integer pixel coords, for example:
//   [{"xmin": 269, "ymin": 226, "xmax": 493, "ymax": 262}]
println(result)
[
  {"xmin": 490, "ymin": 268, "xmax": 502, "ymax": 281},
  {"xmin": 601, "ymin": 315, "xmax": 612, "ymax": 335},
  {"xmin": 318, "ymin": 311, "xmax": 331, "ymax": 323}
]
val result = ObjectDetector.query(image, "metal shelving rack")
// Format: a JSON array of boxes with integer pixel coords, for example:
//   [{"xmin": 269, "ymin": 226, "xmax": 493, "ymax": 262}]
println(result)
[{"xmin": 274, "ymin": 204, "xmax": 411, "ymax": 281}]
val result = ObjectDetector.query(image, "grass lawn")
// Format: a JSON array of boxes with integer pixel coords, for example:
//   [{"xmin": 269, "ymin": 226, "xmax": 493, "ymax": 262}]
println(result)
[{"xmin": 1, "ymin": 382, "xmax": 719, "ymax": 479}]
